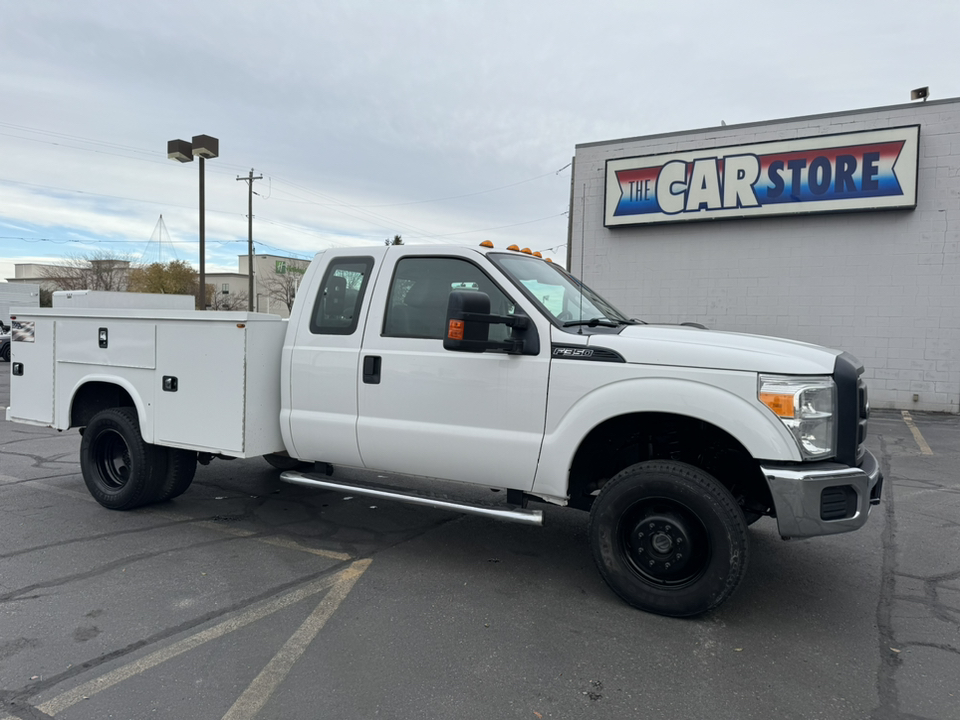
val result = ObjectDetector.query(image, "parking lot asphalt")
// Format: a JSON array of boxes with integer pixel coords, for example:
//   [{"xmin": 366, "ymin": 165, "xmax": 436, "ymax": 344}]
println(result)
[{"xmin": 1, "ymin": 365, "xmax": 958, "ymax": 720}]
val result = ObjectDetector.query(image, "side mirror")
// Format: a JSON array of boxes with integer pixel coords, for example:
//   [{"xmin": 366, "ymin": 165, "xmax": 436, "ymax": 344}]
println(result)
[
  {"xmin": 443, "ymin": 290, "xmax": 538, "ymax": 355},
  {"xmin": 443, "ymin": 290, "xmax": 491, "ymax": 352}
]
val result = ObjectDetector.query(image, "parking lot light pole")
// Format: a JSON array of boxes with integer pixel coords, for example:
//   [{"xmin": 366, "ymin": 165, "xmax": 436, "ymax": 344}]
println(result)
[{"xmin": 167, "ymin": 135, "xmax": 219, "ymax": 309}]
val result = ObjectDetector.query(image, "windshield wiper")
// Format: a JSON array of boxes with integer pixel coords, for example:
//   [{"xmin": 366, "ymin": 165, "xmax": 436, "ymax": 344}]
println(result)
[{"xmin": 562, "ymin": 317, "xmax": 622, "ymax": 328}]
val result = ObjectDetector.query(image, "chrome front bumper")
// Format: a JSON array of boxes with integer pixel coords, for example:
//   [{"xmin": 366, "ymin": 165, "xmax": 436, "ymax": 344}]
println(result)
[{"xmin": 760, "ymin": 450, "xmax": 883, "ymax": 539}]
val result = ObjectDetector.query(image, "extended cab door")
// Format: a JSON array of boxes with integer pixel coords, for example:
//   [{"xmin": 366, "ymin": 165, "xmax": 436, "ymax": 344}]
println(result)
[
  {"xmin": 285, "ymin": 248, "xmax": 386, "ymax": 466},
  {"xmin": 355, "ymin": 247, "xmax": 551, "ymax": 489}
]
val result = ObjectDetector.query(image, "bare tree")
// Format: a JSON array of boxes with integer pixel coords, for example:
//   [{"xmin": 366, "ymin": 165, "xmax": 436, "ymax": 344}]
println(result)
[
  {"xmin": 208, "ymin": 286, "xmax": 249, "ymax": 311},
  {"xmin": 259, "ymin": 259, "xmax": 308, "ymax": 313},
  {"xmin": 41, "ymin": 250, "xmax": 132, "ymax": 292}
]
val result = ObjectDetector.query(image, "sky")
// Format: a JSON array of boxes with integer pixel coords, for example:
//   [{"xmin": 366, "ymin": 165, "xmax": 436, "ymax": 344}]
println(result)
[{"xmin": 1, "ymin": 0, "xmax": 958, "ymax": 280}]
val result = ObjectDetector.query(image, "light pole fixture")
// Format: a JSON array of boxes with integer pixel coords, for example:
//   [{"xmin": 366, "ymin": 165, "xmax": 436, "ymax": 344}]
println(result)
[{"xmin": 167, "ymin": 134, "xmax": 219, "ymax": 309}]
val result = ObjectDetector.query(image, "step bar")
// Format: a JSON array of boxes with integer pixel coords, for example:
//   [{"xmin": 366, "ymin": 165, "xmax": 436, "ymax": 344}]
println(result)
[{"xmin": 279, "ymin": 471, "xmax": 544, "ymax": 526}]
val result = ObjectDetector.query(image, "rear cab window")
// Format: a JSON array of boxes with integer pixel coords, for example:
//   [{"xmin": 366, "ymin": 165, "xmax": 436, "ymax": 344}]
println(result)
[{"xmin": 309, "ymin": 257, "xmax": 375, "ymax": 335}]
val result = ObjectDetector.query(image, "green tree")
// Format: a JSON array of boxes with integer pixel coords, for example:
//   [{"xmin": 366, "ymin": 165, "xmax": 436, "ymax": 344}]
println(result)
[
  {"xmin": 127, "ymin": 260, "xmax": 198, "ymax": 296},
  {"xmin": 384, "ymin": 234, "xmax": 403, "ymax": 246}
]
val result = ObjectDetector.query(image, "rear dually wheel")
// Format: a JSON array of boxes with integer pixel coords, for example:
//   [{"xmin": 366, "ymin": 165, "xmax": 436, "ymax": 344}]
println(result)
[{"xmin": 80, "ymin": 408, "xmax": 166, "ymax": 510}]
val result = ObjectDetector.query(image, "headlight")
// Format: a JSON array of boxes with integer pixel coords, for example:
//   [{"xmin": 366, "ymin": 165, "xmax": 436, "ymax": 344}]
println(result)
[{"xmin": 759, "ymin": 374, "xmax": 836, "ymax": 460}]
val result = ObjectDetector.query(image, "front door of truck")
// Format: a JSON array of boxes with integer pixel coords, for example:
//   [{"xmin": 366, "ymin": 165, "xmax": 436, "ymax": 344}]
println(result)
[{"xmin": 356, "ymin": 248, "xmax": 550, "ymax": 489}]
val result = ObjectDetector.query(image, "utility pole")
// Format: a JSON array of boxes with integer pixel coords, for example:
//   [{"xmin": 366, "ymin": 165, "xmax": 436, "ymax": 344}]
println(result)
[{"xmin": 237, "ymin": 169, "xmax": 263, "ymax": 311}]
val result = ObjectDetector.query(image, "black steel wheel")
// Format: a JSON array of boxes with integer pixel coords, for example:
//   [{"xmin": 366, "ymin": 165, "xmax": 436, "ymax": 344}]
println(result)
[
  {"xmin": 80, "ymin": 408, "xmax": 165, "ymax": 510},
  {"xmin": 0, "ymin": 342, "xmax": 9, "ymax": 362},
  {"xmin": 589, "ymin": 460, "xmax": 748, "ymax": 617},
  {"xmin": 154, "ymin": 448, "xmax": 198, "ymax": 502}
]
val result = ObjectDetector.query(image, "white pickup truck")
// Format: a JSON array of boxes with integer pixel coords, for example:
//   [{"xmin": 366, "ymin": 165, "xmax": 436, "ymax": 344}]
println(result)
[{"xmin": 6, "ymin": 243, "xmax": 881, "ymax": 617}]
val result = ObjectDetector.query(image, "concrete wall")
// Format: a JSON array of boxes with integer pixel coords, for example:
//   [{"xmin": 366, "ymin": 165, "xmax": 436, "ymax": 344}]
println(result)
[{"xmin": 571, "ymin": 98, "xmax": 960, "ymax": 412}]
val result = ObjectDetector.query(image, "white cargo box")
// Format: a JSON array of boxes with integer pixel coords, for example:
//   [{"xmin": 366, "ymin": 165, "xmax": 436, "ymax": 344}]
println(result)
[
  {"xmin": 1, "ymin": 283, "xmax": 40, "ymax": 328},
  {"xmin": 6, "ymin": 309, "xmax": 287, "ymax": 458},
  {"xmin": 53, "ymin": 290, "xmax": 195, "ymax": 310}
]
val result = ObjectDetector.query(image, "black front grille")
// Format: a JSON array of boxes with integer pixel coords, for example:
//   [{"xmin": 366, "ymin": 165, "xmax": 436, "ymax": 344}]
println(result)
[{"xmin": 834, "ymin": 353, "xmax": 868, "ymax": 468}]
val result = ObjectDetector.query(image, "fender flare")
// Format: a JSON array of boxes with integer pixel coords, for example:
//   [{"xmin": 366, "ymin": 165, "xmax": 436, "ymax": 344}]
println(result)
[
  {"xmin": 533, "ymin": 376, "xmax": 800, "ymax": 500},
  {"xmin": 62, "ymin": 374, "xmax": 153, "ymax": 442}
]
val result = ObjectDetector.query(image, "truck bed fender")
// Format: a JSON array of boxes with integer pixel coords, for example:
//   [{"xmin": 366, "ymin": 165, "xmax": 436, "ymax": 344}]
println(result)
[
  {"xmin": 63, "ymin": 374, "xmax": 154, "ymax": 442},
  {"xmin": 532, "ymin": 376, "xmax": 800, "ymax": 500}
]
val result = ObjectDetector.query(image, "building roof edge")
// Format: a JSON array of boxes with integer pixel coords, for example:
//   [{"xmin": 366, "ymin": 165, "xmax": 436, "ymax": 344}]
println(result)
[{"xmin": 574, "ymin": 96, "xmax": 960, "ymax": 150}]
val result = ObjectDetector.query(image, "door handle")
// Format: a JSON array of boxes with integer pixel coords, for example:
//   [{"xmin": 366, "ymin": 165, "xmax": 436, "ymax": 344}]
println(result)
[{"xmin": 363, "ymin": 355, "xmax": 381, "ymax": 384}]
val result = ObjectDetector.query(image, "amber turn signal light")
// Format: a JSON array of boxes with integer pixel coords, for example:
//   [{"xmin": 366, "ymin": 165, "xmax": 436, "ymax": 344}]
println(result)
[{"xmin": 448, "ymin": 319, "xmax": 465, "ymax": 340}]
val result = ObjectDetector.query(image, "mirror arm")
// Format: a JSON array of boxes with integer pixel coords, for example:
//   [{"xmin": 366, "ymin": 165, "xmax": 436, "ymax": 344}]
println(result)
[{"xmin": 460, "ymin": 312, "xmax": 529, "ymax": 330}]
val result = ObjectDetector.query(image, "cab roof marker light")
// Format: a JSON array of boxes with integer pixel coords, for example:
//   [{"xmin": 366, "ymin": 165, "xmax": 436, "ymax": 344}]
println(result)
[
  {"xmin": 506, "ymin": 244, "xmax": 520, "ymax": 252},
  {"xmin": 533, "ymin": 251, "xmax": 542, "ymax": 258},
  {"xmin": 520, "ymin": 248, "xmax": 532, "ymax": 255},
  {"xmin": 479, "ymin": 241, "xmax": 494, "ymax": 248}
]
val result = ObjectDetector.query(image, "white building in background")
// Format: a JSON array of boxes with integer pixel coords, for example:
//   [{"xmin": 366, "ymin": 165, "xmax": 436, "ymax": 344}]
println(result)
[
  {"xmin": 5, "ymin": 253, "xmax": 306, "ymax": 317},
  {"xmin": 206, "ymin": 253, "xmax": 308, "ymax": 318},
  {"xmin": 570, "ymin": 97, "xmax": 960, "ymax": 413}
]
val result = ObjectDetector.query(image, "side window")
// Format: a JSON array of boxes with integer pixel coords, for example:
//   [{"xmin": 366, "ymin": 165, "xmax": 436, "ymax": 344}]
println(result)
[
  {"xmin": 383, "ymin": 257, "xmax": 517, "ymax": 340},
  {"xmin": 309, "ymin": 257, "xmax": 374, "ymax": 335}
]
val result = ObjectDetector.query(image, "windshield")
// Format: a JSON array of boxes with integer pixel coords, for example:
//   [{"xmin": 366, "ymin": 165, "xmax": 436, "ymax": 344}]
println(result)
[{"xmin": 490, "ymin": 253, "xmax": 635, "ymax": 328}]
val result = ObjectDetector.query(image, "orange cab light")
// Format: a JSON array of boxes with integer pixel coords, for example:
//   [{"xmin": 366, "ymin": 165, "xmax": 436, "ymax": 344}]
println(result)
[
  {"xmin": 506, "ymin": 244, "xmax": 520, "ymax": 252},
  {"xmin": 479, "ymin": 240, "xmax": 494, "ymax": 248},
  {"xmin": 520, "ymin": 247, "xmax": 532, "ymax": 254},
  {"xmin": 448, "ymin": 319, "xmax": 465, "ymax": 340},
  {"xmin": 545, "ymin": 258, "xmax": 553, "ymax": 263},
  {"xmin": 533, "ymin": 251, "xmax": 542, "ymax": 258}
]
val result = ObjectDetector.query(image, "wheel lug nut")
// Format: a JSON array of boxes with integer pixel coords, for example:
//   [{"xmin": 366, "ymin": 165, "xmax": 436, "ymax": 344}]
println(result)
[
  {"xmin": 649, "ymin": 560, "xmax": 655, "ymax": 567},
  {"xmin": 665, "ymin": 562, "xmax": 671, "ymax": 568}
]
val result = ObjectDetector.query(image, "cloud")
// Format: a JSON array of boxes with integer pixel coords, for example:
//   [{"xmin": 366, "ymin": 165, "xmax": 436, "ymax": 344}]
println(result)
[{"xmin": 0, "ymin": 0, "xmax": 957, "ymax": 280}]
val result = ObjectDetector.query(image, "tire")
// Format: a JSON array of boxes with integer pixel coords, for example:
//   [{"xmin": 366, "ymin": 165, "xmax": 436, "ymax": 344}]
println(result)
[
  {"xmin": 80, "ymin": 408, "xmax": 167, "ymax": 510},
  {"xmin": 0, "ymin": 344, "xmax": 9, "ymax": 362},
  {"xmin": 589, "ymin": 460, "xmax": 749, "ymax": 617},
  {"xmin": 263, "ymin": 453, "xmax": 313, "ymax": 471},
  {"xmin": 154, "ymin": 448, "xmax": 198, "ymax": 502}
]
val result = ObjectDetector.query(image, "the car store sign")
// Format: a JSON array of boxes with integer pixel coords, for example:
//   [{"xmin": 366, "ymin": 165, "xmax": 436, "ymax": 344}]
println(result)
[{"xmin": 604, "ymin": 125, "xmax": 919, "ymax": 226}]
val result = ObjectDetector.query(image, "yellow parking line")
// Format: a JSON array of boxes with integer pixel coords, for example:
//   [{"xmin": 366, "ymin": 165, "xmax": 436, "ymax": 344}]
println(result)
[
  {"xmin": 901, "ymin": 410, "xmax": 933, "ymax": 455},
  {"xmin": 37, "ymin": 560, "xmax": 370, "ymax": 716}
]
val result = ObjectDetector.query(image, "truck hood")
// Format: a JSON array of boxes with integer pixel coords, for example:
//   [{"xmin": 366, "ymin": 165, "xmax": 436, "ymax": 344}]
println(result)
[{"xmin": 578, "ymin": 324, "xmax": 841, "ymax": 375}]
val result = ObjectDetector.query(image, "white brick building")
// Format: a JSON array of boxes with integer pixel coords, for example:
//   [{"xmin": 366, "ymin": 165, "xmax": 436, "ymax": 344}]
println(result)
[{"xmin": 570, "ymin": 97, "xmax": 960, "ymax": 412}]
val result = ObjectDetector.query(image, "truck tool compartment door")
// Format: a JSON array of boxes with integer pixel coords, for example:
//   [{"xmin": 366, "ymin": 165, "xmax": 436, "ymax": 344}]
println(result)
[
  {"xmin": 356, "ymin": 248, "xmax": 550, "ymax": 488},
  {"xmin": 287, "ymin": 249, "xmax": 386, "ymax": 465}
]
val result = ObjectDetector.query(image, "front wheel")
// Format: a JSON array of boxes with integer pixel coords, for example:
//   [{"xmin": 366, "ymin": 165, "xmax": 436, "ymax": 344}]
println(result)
[
  {"xmin": 80, "ymin": 408, "xmax": 166, "ymax": 510},
  {"xmin": 589, "ymin": 460, "xmax": 748, "ymax": 617}
]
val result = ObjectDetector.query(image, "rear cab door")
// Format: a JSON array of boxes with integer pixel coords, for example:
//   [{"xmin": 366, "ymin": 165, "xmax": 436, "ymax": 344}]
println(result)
[{"xmin": 284, "ymin": 248, "xmax": 387, "ymax": 465}]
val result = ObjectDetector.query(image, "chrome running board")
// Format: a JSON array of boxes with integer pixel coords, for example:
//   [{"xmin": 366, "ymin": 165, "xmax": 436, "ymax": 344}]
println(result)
[{"xmin": 279, "ymin": 471, "xmax": 543, "ymax": 526}]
